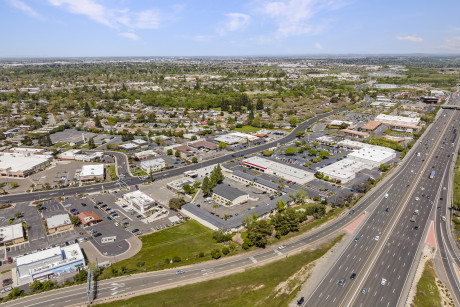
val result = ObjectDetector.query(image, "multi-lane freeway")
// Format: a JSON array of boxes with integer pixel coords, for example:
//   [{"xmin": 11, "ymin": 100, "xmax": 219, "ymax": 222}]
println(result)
[{"xmin": 303, "ymin": 92, "xmax": 460, "ymax": 307}]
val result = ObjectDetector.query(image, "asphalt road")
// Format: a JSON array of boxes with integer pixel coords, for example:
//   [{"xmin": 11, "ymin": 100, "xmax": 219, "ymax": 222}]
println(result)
[
  {"xmin": 303, "ymin": 93, "xmax": 460, "ymax": 307},
  {"xmin": 0, "ymin": 108, "xmax": 345, "ymax": 205}
]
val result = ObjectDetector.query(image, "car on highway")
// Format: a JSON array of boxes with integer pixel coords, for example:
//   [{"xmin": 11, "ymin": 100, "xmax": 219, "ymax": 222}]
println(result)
[
  {"xmin": 385, "ymin": 207, "xmax": 390, "ymax": 212},
  {"xmin": 361, "ymin": 288, "xmax": 367, "ymax": 294},
  {"xmin": 297, "ymin": 297, "xmax": 305, "ymax": 305},
  {"xmin": 414, "ymin": 225, "xmax": 419, "ymax": 230},
  {"xmin": 441, "ymin": 216, "xmax": 446, "ymax": 221},
  {"xmin": 374, "ymin": 236, "xmax": 380, "ymax": 241},
  {"xmin": 354, "ymin": 237, "xmax": 359, "ymax": 242},
  {"xmin": 338, "ymin": 279, "xmax": 345, "ymax": 286},
  {"xmin": 381, "ymin": 278, "xmax": 387, "ymax": 286},
  {"xmin": 278, "ymin": 245, "xmax": 286, "ymax": 250},
  {"xmin": 350, "ymin": 273, "xmax": 356, "ymax": 280},
  {"xmin": 415, "ymin": 197, "xmax": 420, "ymax": 201},
  {"xmin": 176, "ymin": 269, "xmax": 185, "ymax": 275},
  {"xmin": 384, "ymin": 193, "xmax": 388, "ymax": 199}
]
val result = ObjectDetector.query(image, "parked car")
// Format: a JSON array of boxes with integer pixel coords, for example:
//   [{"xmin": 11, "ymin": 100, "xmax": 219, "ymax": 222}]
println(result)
[
  {"xmin": 1, "ymin": 286, "xmax": 12, "ymax": 293},
  {"xmin": 2, "ymin": 279, "xmax": 12, "ymax": 287},
  {"xmin": 7, "ymin": 257, "xmax": 13, "ymax": 264}
]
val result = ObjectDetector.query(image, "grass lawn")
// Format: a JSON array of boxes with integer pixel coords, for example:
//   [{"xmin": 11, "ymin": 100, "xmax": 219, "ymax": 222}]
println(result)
[
  {"xmin": 97, "ymin": 235, "xmax": 343, "ymax": 307},
  {"xmin": 453, "ymin": 154, "xmax": 460, "ymax": 208},
  {"xmin": 234, "ymin": 125, "xmax": 262, "ymax": 133},
  {"xmin": 131, "ymin": 167, "xmax": 147, "ymax": 177},
  {"xmin": 106, "ymin": 165, "xmax": 119, "ymax": 181},
  {"xmin": 412, "ymin": 260, "xmax": 442, "ymax": 307},
  {"xmin": 99, "ymin": 221, "xmax": 228, "ymax": 279}
]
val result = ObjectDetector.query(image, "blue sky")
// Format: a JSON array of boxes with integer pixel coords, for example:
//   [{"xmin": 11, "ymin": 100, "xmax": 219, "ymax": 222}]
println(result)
[{"xmin": 1, "ymin": 0, "xmax": 460, "ymax": 57}]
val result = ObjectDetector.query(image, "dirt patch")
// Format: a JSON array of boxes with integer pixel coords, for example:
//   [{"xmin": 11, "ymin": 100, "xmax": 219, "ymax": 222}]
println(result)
[{"xmin": 272, "ymin": 262, "xmax": 314, "ymax": 298}]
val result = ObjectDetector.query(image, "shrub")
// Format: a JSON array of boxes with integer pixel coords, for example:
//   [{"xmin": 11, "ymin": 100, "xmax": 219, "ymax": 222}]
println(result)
[
  {"xmin": 211, "ymin": 249, "xmax": 221, "ymax": 259},
  {"xmin": 222, "ymin": 247, "xmax": 230, "ymax": 255}
]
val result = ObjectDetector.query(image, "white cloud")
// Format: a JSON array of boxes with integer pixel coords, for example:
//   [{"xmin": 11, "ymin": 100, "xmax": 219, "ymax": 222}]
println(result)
[
  {"xmin": 315, "ymin": 42, "xmax": 323, "ymax": 49},
  {"xmin": 439, "ymin": 36, "xmax": 460, "ymax": 51},
  {"xmin": 258, "ymin": 0, "xmax": 348, "ymax": 38},
  {"xmin": 8, "ymin": 0, "xmax": 44, "ymax": 20},
  {"xmin": 120, "ymin": 32, "xmax": 140, "ymax": 41},
  {"xmin": 48, "ymin": 0, "xmax": 171, "ymax": 38},
  {"xmin": 395, "ymin": 35, "xmax": 424, "ymax": 43},
  {"xmin": 49, "ymin": 0, "xmax": 112, "ymax": 27},
  {"xmin": 218, "ymin": 13, "xmax": 251, "ymax": 35}
]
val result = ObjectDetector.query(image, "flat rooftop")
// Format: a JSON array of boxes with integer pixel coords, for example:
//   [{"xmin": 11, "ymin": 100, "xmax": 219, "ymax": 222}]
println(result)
[{"xmin": 0, "ymin": 152, "xmax": 53, "ymax": 173}]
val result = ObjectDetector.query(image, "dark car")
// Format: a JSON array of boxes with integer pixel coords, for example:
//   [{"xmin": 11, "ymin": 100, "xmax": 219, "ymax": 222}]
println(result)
[
  {"xmin": 131, "ymin": 228, "xmax": 139, "ymax": 233},
  {"xmin": 93, "ymin": 232, "xmax": 102, "ymax": 237},
  {"xmin": 107, "ymin": 216, "xmax": 112, "ymax": 220},
  {"xmin": 338, "ymin": 279, "xmax": 345, "ymax": 286},
  {"xmin": 297, "ymin": 297, "xmax": 305, "ymax": 305},
  {"xmin": 81, "ymin": 202, "xmax": 87, "ymax": 207},
  {"xmin": 414, "ymin": 225, "xmax": 419, "ymax": 230},
  {"xmin": 2, "ymin": 279, "xmax": 12, "ymax": 286},
  {"xmin": 350, "ymin": 273, "xmax": 356, "ymax": 280}
]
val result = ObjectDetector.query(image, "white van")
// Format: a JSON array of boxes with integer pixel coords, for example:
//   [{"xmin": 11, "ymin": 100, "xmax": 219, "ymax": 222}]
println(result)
[{"xmin": 384, "ymin": 193, "xmax": 389, "ymax": 199}]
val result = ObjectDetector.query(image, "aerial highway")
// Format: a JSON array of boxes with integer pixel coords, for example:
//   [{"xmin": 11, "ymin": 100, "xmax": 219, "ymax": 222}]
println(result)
[
  {"xmin": 0, "ymin": 108, "xmax": 345, "ymax": 204},
  {"xmin": 303, "ymin": 92, "xmax": 460, "ymax": 307}
]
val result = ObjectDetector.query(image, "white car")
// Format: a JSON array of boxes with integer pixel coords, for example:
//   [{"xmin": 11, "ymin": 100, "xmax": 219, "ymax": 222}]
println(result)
[
  {"xmin": 278, "ymin": 245, "xmax": 286, "ymax": 250},
  {"xmin": 381, "ymin": 278, "xmax": 387, "ymax": 286},
  {"xmin": 1, "ymin": 286, "xmax": 12, "ymax": 293},
  {"xmin": 441, "ymin": 216, "xmax": 446, "ymax": 221},
  {"xmin": 375, "ymin": 236, "xmax": 380, "ymax": 241},
  {"xmin": 415, "ymin": 197, "xmax": 420, "ymax": 201}
]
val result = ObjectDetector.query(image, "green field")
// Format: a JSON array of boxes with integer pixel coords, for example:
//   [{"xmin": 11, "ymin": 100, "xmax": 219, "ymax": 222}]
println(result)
[
  {"xmin": 412, "ymin": 260, "xmax": 442, "ymax": 307},
  {"xmin": 97, "ymin": 235, "xmax": 343, "ymax": 307},
  {"xmin": 99, "ymin": 221, "xmax": 228, "ymax": 279},
  {"xmin": 234, "ymin": 125, "xmax": 262, "ymax": 133}
]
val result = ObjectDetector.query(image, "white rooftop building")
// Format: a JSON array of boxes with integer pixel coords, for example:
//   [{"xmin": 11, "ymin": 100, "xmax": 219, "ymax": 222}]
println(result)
[
  {"xmin": 319, "ymin": 159, "xmax": 368, "ymax": 183},
  {"xmin": 79, "ymin": 164, "xmax": 105, "ymax": 182},
  {"xmin": 134, "ymin": 149, "xmax": 157, "ymax": 160},
  {"xmin": 337, "ymin": 140, "xmax": 395, "ymax": 152},
  {"xmin": 119, "ymin": 143, "xmax": 138, "ymax": 150},
  {"xmin": 0, "ymin": 152, "xmax": 53, "ymax": 178},
  {"xmin": 241, "ymin": 156, "xmax": 314, "ymax": 184},
  {"xmin": 16, "ymin": 244, "xmax": 85, "ymax": 285},
  {"xmin": 347, "ymin": 147, "xmax": 396, "ymax": 168},
  {"xmin": 139, "ymin": 158, "xmax": 166, "ymax": 172},
  {"xmin": 121, "ymin": 190, "xmax": 156, "ymax": 214},
  {"xmin": 46, "ymin": 214, "xmax": 73, "ymax": 234},
  {"xmin": 375, "ymin": 114, "xmax": 420, "ymax": 129},
  {"xmin": 58, "ymin": 149, "xmax": 103, "ymax": 162},
  {"xmin": 0, "ymin": 223, "xmax": 24, "ymax": 245}
]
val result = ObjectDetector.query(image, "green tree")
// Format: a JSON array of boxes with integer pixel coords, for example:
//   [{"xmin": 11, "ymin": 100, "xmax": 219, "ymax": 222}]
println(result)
[
  {"xmin": 168, "ymin": 198, "xmax": 186, "ymax": 210},
  {"xmin": 94, "ymin": 115, "xmax": 102, "ymax": 127},
  {"xmin": 10, "ymin": 182, "xmax": 19, "ymax": 189},
  {"xmin": 296, "ymin": 131, "xmax": 305, "ymax": 137},
  {"xmin": 29, "ymin": 280, "xmax": 43, "ymax": 292},
  {"xmin": 277, "ymin": 199, "xmax": 286, "ymax": 211},
  {"xmin": 290, "ymin": 117, "xmax": 298, "ymax": 127},
  {"xmin": 192, "ymin": 156, "xmax": 198, "ymax": 163},
  {"xmin": 88, "ymin": 138, "xmax": 95, "ymax": 149},
  {"xmin": 247, "ymin": 220, "xmax": 273, "ymax": 248},
  {"xmin": 202, "ymin": 176, "xmax": 212, "ymax": 196},
  {"xmin": 175, "ymin": 150, "xmax": 181, "ymax": 158},
  {"xmin": 69, "ymin": 214, "xmax": 80, "ymax": 226},
  {"xmin": 167, "ymin": 149, "xmax": 173, "ymax": 155},
  {"xmin": 211, "ymin": 249, "xmax": 221, "ymax": 259},
  {"xmin": 83, "ymin": 102, "xmax": 91, "ymax": 117},
  {"xmin": 218, "ymin": 142, "xmax": 227, "ymax": 150},
  {"xmin": 308, "ymin": 149, "xmax": 318, "ymax": 156},
  {"xmin": 284, "ymin": 147, "xmax": 297, "ymax": 155},
  {"xmin": 256, "ymin": 97, "xmax": 264, "ymax": 110}
]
